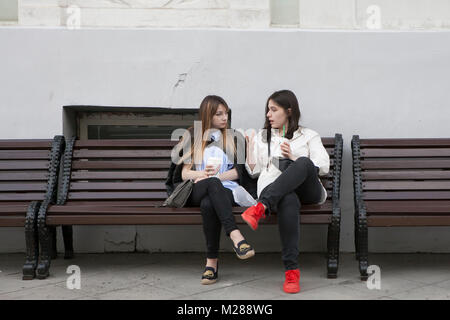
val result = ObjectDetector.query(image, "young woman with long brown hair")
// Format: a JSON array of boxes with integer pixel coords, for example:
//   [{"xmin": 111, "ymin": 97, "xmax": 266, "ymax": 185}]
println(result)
[
  {"xmin": 166, "ymin": 95, "xmax": 257, "ymax": 285},
  {"xmin": 241, "ymin": 90, "xmax": 330, "ymax": 293}
]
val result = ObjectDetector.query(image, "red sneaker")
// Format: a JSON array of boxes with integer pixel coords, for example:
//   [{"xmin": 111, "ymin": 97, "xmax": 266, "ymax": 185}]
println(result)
[
  {"xmin": 283, "ymin": 269, "xmax": 300, "ymax": 294},
  {"xmin": 241, "ymin": 202, "xmax": 266, "ymax": 230}
]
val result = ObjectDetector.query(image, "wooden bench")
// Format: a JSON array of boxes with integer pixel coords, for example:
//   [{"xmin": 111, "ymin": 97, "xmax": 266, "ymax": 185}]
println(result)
[
  {"xmin": 37, "ymin": 134, "xmax": 343, "ymax": 279},
  {"xmin": 352, "ymin": 136, "xmax": 450, "ymax": 280},
  {"xmin": 0, "ymin": 136, "xmax": 64, "ymax": 279}
]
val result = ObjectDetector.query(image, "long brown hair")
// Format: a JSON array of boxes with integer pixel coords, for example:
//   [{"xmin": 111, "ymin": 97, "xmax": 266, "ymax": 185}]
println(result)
[
  {"xmin": 263, "ymin": 90, "xmax": 301, "ymax": 144},
  {"xmin": 177, "ymin": 95, "xmax": 236, "ymax": 168}
]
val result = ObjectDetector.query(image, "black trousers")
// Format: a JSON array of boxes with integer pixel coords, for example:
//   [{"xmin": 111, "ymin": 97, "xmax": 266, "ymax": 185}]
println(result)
[
  {"xmin": 187, "ymin": 177, "xmax": 239, "ymax": 259},
  {"xmin": 258, "ymin": 157, "xmax": 324, "ymax": 270}
]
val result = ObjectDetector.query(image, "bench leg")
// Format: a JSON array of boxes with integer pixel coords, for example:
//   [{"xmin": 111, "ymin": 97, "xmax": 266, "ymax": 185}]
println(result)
[
  {"xmin": 357, "ymin": 214, "xmax": 369, "ymax": 281},
  {"xmin": 354, "ymin": 210, "xmax": 360, "ymax": 261},
  {"xmin": 36, "ymin": 201, "xmax": 51, "ymax": 279},
  {"xmin": 327, "ymin": 210, "xmax": 341, "ymax": 278},
  {"xmin": 62, "ymin": 225, "xmax": 74, "ymax": 259},
  {"xmin": 50, "ymin": 226, "xmax": 57, "ymax": 259},
  {"xmin": 22, "ymin": 201, "xmax": 41, "ymax": 280}
]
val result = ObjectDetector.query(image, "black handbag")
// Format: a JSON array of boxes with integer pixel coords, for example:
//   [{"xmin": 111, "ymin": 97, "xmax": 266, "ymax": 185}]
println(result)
[{"xmin": 162, "ymin": 179, "xmax": 194, "ymax": 208}]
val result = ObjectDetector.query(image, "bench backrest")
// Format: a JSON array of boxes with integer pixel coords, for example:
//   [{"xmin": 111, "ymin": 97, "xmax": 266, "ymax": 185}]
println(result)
[
  {"xmin": 59, "ymin": 135, "xmax": 342, "ymax": 207},
  {"xmin": 352, "ymin": 136, "xmax": 450, "ymax": 202},
  {"xmin": 0, "ymin": 136, "xmax": 63, "ymax": 205}
]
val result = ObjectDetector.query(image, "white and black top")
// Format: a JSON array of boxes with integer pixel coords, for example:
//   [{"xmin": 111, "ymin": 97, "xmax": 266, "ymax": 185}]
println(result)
[{"xmin": 245, "ymin": 126, "xmax": 330, "ymax": 204}]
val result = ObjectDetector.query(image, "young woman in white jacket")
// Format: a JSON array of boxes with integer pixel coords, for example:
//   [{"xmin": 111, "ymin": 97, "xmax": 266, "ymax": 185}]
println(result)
[{"xmin": 242, "ymin": 90, "xmax": 330, "ymax": 294}]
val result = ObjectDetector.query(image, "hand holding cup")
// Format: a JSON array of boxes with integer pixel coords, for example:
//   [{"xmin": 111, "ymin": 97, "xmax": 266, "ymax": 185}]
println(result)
[
  {"xmin": 206, "ymin": 157, "xmax": 222, "ymax": 177},
  {"xmin": 280, "ymin": 140, "xmax": 293, "ymax": 160}
]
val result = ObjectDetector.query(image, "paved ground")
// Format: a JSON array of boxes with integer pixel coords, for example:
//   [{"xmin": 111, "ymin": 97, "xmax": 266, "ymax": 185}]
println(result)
[{"xmin": 0, "ymin": 252, "xmax": 449, "ymax": 300}]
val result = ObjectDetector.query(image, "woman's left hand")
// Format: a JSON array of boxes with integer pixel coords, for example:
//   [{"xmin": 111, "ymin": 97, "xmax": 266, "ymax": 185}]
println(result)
[{"xmin": 281, "ymin": 142, "xmax": 295, "ymax": 161}]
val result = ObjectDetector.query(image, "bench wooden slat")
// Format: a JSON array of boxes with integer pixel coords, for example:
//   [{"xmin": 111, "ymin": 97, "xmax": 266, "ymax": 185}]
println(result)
[
  {"xmin": 368, "ymin": 215, "xmax": 450, "ymax": 227},
  {"xmin": 46, "ymin": 214, "xmax": 332, "ymax": 225},
  {"xmin": 0, "ymin": 183, "xmax": 48, "ymax": 192},
  {"xmin": 0, "ymin": 216, "xmax": 25, "ymax": 227},
  {"xmin": 0, "ymin": 150, "xmax": 51, "ymax": 160},
  {"xmin": 360, "ymin": 139, "xmax": 450, "ymax": 148},
  {"xmin": 0, "ymin": 193, "xmax": 46, "ymax": 201},
  {"xmin": 73, "ymin": 150, "xmax": 173, "ymax": 159},
  {"xmin": 0, "ymin": 211, "xmax": 30, "ymax": 216},
  {"xmin": 361, "ymin": 159, "xmax": 450, "ymax": 170},
  {"xmin": 361, "ymin": 148, "xmax": 450, "ymax": 158},
  {"xmin": 67, "ymin": 191, "xmax": 168, "ymax": 200},
  {"xmin": 69, "ymin": 180, "xmax": 334, "ymax": 191},
  {"xmin": 0, "ymin": 205, "xmax": 30, "ymax": 213},
  {"xmin": 365, "ymin": 200, "xmax": 450, "ymax": 214},
  {"xmin": 70, "ymin": 147, "xmax": 337, "ymax": 163},
  {"xmin": 74, "ymin": 149, "xmax": 337, "ymax": 160},
  {"xmin": 0, "ymin": 201, "xmax": 35, "ymax": 205},
  {"xmin": 0, "ymin": 140, "xmax": 52, "ymax": 149},
  {"xmin": 70, "ymin": 182, "xmax": 166, "ymax": 191},
  {"xmin": 62, "ymin": 200, "xmax": 164, "ymax": 206},
  {"xmin": 75, "ymin": 139, "xmax": 179, "ymax": 148},
  {"xmin": 362, "ymin": 170, "xmax": 450, "ymax": 180},
  {"xmin": 71, "ymin": 160, "xmax": 171, "ymax": 170},
  {"xmin": 363, "ymin": 191, "xmax": 450, "ymax": 200},
  {"xmin": 321, "ymin": 138, "xmax": 335, "ymax": 147},
  {"xmin": 0, "ymin": 172, "xmax": 48, "ymax": 181},
  {"xmin": 71, "ymin": 171, "xmax": 334, "ymax": 181},
  {"xmin": 363, "ymin": 180, "xmax": 450, "ymax": 191},
  {"xmin": 0, "ymin": 160, "xmax": 50, "ymax": 170},
  {"xmin": 67, "ymin": 190, "xmax": 333, "ymax": 201},
  {"xmin": 71, "ymin": 171, "xmax": 168, "ymax": 180},
  {"xmin": 72, "ymin": 138, "xmax": 335, "ymax": 148},
  {"xmin": 71, "ymin": 159, "xmax": 335, "ymax": 170},
  {"xmin": 47, "ymin": 207, "xmax": 332, "ymax": 215},
  {"xmin": 47, "ymin": 200, "xmax": 333, "ymax": 214}
]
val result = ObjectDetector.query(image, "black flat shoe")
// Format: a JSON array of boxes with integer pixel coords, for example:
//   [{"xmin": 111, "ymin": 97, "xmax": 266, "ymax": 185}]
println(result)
[
  {"xmin": 233, "ymin": 240, "xmax": 255, "ymax": 260},
  {"xmin": 201, "ymin": 264, "xmax": 218, "ymax": 285}
]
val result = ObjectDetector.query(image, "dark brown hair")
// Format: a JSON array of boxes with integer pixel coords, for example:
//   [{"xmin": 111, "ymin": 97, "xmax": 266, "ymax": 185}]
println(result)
[{"xmin": 263, "ymin": 90, "xmax": 301, "ymax": 144}]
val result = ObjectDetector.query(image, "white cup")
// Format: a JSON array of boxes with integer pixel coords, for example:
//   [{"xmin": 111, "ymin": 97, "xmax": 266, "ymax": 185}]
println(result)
[
  {"xmin": 206, "ymin": 157, "xmax": 222, "ymax": 177},
  {"xmin": 279, "ymin": 138, "xmax": 290, "ymax": 159},
  {"xmin": 207, "ymin": 156, "xmax": 222, "ymax": 166}
]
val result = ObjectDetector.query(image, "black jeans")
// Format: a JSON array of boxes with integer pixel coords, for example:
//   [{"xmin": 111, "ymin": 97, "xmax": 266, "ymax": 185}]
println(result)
[
  {"xmin": 258, "ymin": 157, "xmax": 324, "ymax": 270},
  {"xmin": 187, "ymin": 177, "xmax": 239, "ymax": 259}
]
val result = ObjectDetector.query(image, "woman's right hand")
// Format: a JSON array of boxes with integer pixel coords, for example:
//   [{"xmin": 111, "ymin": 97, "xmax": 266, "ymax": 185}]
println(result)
[
  {"xmin": 245, "ymin": 130, "xmax": 256, "ymax": 150},
  {"xmin": 205, "ymin": 164, "xmax": 220, "ymax": 177}
]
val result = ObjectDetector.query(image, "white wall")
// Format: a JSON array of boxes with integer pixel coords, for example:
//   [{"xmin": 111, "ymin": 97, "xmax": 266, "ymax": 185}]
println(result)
[
  {"xmin": 299, "ymin": 0, "xmax": 450, "ymax": 29},
  {"xmin": 0, "ymin": 28, "xmax": 449, "ymax": 255},
  {"xmin": 10, "ymin": 0, "xmax": 450, "ymax": 29},
  {"xmin": 17, "ymin": 0, "xmax": 270, "ymax": 28}
]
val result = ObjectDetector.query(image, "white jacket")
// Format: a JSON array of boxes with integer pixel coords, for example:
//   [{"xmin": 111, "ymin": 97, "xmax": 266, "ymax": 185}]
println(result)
[{"xmin": 245, "ymin": 126, "xmax": 330, "ymax": 204}]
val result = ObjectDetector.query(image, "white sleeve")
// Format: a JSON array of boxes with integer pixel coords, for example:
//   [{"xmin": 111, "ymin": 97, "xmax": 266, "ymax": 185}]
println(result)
[{"xmin": 308, "ymin": 132, "xmax": 330, "ymax": 176}]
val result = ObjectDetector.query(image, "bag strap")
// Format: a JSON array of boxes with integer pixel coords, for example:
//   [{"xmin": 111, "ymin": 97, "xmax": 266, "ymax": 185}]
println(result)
[{"xmin": 267, "ymin": 132, "xmax": 271, "ymax": 170}]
